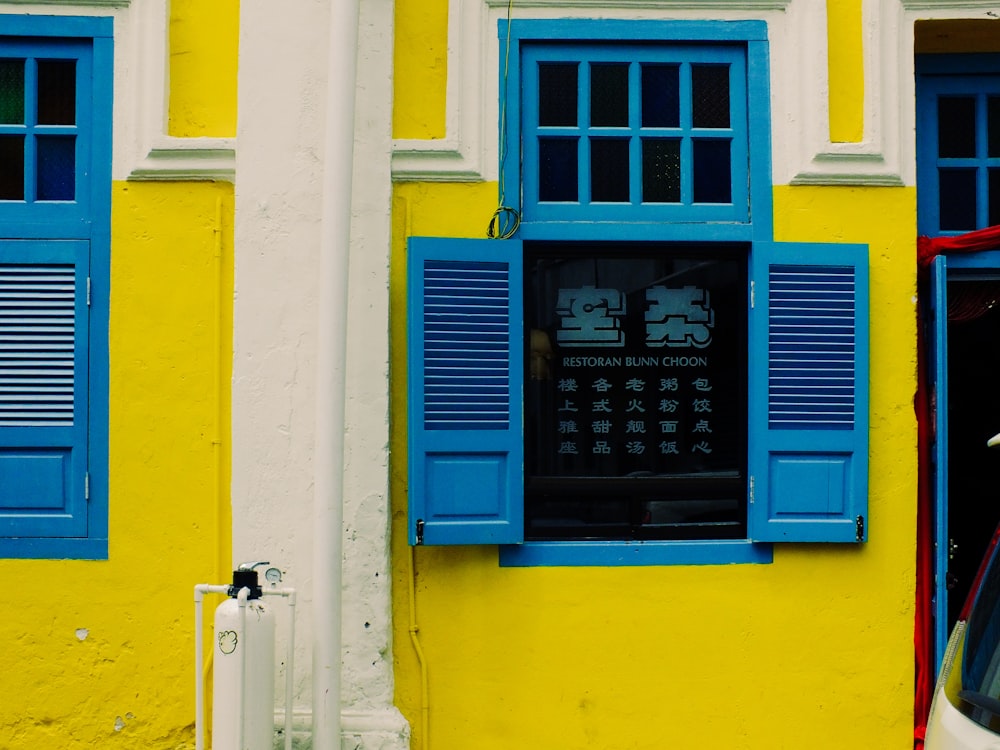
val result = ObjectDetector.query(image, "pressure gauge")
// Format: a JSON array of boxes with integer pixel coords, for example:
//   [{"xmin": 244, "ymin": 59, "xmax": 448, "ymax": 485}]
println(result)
[{"xmin": 264, "ymin": 567, "xmax": 283, "ymax": 585}]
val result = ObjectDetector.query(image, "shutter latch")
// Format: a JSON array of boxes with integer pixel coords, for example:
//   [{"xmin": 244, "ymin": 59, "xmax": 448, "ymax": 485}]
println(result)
[
  {"xmin": 856, "ymin": 515, "xmax": 865, "ymax": 542},
  {"xmin": 415, "ymin": 519, "xmax": 425, "ymax": 545}
]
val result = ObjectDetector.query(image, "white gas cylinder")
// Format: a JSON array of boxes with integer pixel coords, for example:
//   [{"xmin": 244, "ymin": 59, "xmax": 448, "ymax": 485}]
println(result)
[{"xmin": 212, "ymin": 565, "xmax": 276, "ymax": 750}]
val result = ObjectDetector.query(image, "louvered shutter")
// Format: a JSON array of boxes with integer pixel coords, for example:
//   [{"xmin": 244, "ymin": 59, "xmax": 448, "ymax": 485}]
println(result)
[
  {"xmin": 748, "ymin": 241, "xmax": 869, "ymax": 542},
  {"xmin": 407, "ymin": 237, "xmax": 524, "ymax": 545},
  {"xmin": 0, "ymin": 240, "xmax": 89, "ymax": 538}
]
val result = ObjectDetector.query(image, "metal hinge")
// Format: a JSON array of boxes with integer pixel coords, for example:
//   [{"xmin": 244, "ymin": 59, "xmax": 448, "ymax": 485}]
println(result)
[
  {"xmin": 856, "ymin": 514, "xmax": 865, "ymax": 542},
  {"xmin": 750, "ymin": 279, "xmax": 755, "ymax": 309},
  {"xmin": 85, "ymin": 472, "xmax": 90, "ymax": 501},
  {"xmin": 87, "ymin": 277, "xmax": 91, "ymax": 306},
  {"xmin": 415, "ymin": 519, "xmax": 425, "ymax": 545},
  {"xmin": 749, "ymin": 475, "xmax": 755, "ymax": 504}
]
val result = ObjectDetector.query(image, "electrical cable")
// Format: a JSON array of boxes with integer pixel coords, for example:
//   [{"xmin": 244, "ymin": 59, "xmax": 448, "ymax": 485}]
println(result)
[{"xmin": 488, "ymin": 0, "xmax": 520, "ymax": 240}]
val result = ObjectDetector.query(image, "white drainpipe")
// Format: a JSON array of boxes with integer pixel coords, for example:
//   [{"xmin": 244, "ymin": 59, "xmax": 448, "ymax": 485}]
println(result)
[{"xmin": 313, "ymin": 0, "xmax": 360, "ymax": 748}]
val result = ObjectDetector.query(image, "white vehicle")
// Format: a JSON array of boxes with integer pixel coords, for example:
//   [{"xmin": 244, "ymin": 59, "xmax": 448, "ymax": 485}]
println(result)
[{"xmin": 926, "ymin": 434, "xmax": 1000, "ymax": 748}]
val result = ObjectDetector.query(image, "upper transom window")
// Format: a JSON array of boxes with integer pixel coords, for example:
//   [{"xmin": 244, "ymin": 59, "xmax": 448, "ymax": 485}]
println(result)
[{"xmin": 520, "ymin": 43, "xmax": 748, "ymax": 225}]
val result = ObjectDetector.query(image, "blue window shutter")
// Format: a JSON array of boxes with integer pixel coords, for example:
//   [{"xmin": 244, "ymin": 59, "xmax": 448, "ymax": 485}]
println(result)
[
  {"xmin": 748, "ymin": 241, "xmax": 870, "ymax": 543},
  {"xmin": 0, "ymin": 239, "xmax": 89, "ymax": 538},
  {"xmin": 407, "ymin": 237, "xmax": 524, "ymax": 545}
]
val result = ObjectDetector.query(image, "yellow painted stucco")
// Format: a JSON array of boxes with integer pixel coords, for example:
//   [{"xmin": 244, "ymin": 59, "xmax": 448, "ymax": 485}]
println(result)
[
  {"xmin": 0, "ymin": 5, "xmax": 235, "ymax": 748},
  {"xmin": 389, "ymin": 4, "xmax": 919, "ymax": 748},
  {"xmin": 169, "ymin": 0, "xmax": 240, "ymax": 138},
  {"xmin": 827, "ymin": 0, "xmax": 864, "ymax": 143}
]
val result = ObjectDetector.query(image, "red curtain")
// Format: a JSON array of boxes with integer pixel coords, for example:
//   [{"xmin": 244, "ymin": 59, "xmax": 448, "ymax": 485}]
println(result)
[{"xmin": 913, "ymin": 224, "xmax": 1000, "ymax": 747}]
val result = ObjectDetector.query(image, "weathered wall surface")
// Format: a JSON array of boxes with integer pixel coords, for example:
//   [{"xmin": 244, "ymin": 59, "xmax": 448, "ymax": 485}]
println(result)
[{"xmin": 0, "ymin": 3, "xmax": 237, "ymax": 747}]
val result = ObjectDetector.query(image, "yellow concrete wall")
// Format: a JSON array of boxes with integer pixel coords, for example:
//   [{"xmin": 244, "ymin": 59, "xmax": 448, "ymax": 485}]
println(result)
[
  {"xmin": 389, "ymin": 5, "xmax": 919, "ymax": 749},
  {"xmin": 0, "ymin": 6, "xmax": 235, "ymax": 749}
]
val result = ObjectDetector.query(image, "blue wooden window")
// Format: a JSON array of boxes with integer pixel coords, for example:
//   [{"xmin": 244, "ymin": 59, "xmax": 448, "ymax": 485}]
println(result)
[
  {"xmin": 916, "ymin": 55, "xmax": 1000, "ymax": 236},
  {"xmin": 405, "ymin": 21, "xmax": 870, "ymax": 562},
  {"xmin": 407, "ymin": 237, "xmax": 524, "ymax": 545},
  {"xmin": 407, "ymin": 237, "xmax": 870, "ymax": 552},
  {"xmin": 519, "ymin": 41, "xmax": 748, "ymax": 226},
  {"xmin": 0, "ymin": 16, "xmax": 112, "ymax": 559}
]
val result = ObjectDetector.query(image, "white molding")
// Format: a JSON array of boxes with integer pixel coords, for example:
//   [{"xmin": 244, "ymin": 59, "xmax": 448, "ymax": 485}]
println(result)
[{"xmin": 123, "ymin": 0, "xmax": 235, "ymax": 181}]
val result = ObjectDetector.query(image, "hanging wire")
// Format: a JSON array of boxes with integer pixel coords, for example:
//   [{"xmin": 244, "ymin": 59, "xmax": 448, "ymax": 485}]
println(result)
[{"xmin": 488, "ymin": 0, "xmax": 521, "ymax": 240}]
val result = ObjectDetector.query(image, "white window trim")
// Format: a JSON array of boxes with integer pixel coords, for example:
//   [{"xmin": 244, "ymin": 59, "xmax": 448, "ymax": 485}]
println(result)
[
  {"xmin": 390, "ymin": 0, "xmax": 1000, "ymax": 187},
  {"xmin": 0, "ymin": 0, "xmax": 234, "ymax": 182}
]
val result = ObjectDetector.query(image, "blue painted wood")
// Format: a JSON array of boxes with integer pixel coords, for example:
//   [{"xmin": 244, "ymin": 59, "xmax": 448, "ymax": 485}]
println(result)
[
  {"xmin": 748, "ymin": 241, "xmax": 870, "ymax": 543},
  {"xmin": 501, "ymin": 538, "xmax": 772, "ymax": 567},
  {"xmin": 520, "ymin": 43, "xmax": 748, "ymax": 225},
  {"xmin": 915, "ymin": 54, "xmax": 1000, "ymax": 236},
  {"xmin": 0, "ymin": 240, "xmax": 89, "ymax": 538},
  {"xmin": 407, "ymin": 237, "xmax": 524, "ymax": 545},
  {"xmin": 0, "ymin": 16, "xmax": 112, "ymax": 559},
  {"xmin": 930, "ymin": 255, "xmax": 950, "ymax": 670}
]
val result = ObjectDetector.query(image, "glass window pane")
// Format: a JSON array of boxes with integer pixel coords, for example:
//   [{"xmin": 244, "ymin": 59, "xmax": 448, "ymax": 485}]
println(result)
[
  {"xmin": 590, "ymin": 63, "xmax": 628, "ymax": 127},
  {"xmin": 939, "ymin": 168, "xmax": 977, "ymax": 231},
  {"xmin": 0, "ymin": 59, "xmax": 24, "ymax": 124},
  {"xmin": 539, "ymin": 63, "xmax": 578, "ymax": 127},
  {"xmin": 0, "ymin": 135, "xmax": 24, "ymax": 199},
  {"xmin": 590, "ymin": 138, "xmax": 629, "ymax": 202},
  {"xmin": 939, "ymin": 97, "xmax": 976, "ymax": 158},
  {"xmin": 990, "ymin": 168, "xmax": 1000, "ymax": 227},
  {"xmin": 692, "ymin": 65, "xmax": 730, "ymax": 129},
  {"xmin": 641, "ymin": 138, "xmax": 680, "ymax": 203},
  {"xmin": 538, "ymin": 137, "xmax": 578, "ymax": 202},
  {"xmin": 693, "ymin": 139, "xmax": 731, "ymax": 204},
  {"xmin": 641, "ymin": 64, "xmax": 679, "ymax": 128},
  {"xmin": 36, "ymin": 135, "xmax": 75, "ymax": 201},
  {"xmin": 37, "ymin": 60, "xmax": 75, "ymax": 125},
  {"xmin": 989, "ymin": 97, "xmax": 1000, "ymax": 158}
]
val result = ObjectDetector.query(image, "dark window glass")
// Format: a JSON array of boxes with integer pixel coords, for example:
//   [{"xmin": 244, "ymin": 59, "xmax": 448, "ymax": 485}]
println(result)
[
  {"xmin": 539, "ymin": 137, "xmax": 578, "ymax": 202},
  {"xmin": 590, "ymin": 63, "xmax": 629, "ymax": 127},
  {"xmin": 989, "ymin": 97, "xmax": 1000, "ymax": 158},
  {"xmin": 0, "ymin": 135, "xmax": 24, "ymax": 199},
  {"xmin": 693, "ymin": 139, "xmax": 731, "ymax": 204},
  {"xmin": 539, "ymin": 63, "xmax": 578, "ymax": 127},
  {"xmin": 990, "ymin": 168, "xmax": 1000, "ymax": 227},
  {"xmin": 641, "ymin": 64, "xmax": 679, "ymax": 128},
  {"xmin": 692, "ymin": 65, "xmax": 730, "ymax": 129},
  {"xmin": 36, "ymin": 135, "xmax": 75, "ymax": 201},
  {"xmin": 939, "ymin": 97, "xmax": 977, "ymax": 158},
  {"xmin": 0, "ymin": 59, "xmax": 24, "ymax": 124},
  {"xmin": 590, "ymin": 138, "xmax": 629, "ymax": 202},
  {"xmin": 641, "ymin": 138, "xmax": 680, "ymax": 203},
  {"xmin": 37, "ymin": 60, "xmax": 75, "ymax": 125},
  {"xmin": 939, "ymin": 168, "xmax": 978, "ymax": 231},
  {"xmin": 524, "ymin": 245, "xmax": 748, "ymax": 541}
]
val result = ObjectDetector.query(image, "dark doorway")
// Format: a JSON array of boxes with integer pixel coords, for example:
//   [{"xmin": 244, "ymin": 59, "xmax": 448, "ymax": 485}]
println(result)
[{"xmin": 945, "ymin": 277, "xmax": 1000, "ymax": 628}]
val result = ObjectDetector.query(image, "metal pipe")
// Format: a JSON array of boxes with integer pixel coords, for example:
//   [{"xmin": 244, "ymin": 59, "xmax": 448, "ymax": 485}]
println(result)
[
  {"xmin": 261, "ymin": 587, "xmax": 297, "ymax": 750},
  {"xmin": 314, "ymin": 0, "xmax": 360, "ymax": 747},
  {"xmin": 236, "ymin": 586, "xmax": 250, "ymax": 750},
  {"xmin": 194, "ymin": 584, "xmax": 230, "ymax": 750}
]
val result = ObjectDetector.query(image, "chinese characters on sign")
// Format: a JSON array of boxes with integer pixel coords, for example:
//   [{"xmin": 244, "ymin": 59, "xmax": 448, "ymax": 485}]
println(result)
[{"xmin": 527, "ymin": 256, "xmax": 743, "ymax": 480}]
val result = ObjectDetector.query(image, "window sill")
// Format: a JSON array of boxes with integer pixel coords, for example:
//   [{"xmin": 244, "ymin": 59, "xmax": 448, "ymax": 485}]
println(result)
[
  {"xmin": 499, "ymin": 538, "xmax": 772, "ymax": 567},
  {"xmin": 0, "ymin": 538, "xmax": 108, "ymax": 560}
]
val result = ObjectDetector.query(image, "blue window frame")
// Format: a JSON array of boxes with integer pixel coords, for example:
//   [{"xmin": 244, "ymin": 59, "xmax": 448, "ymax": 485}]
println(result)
[
  {"xmin": 0, "ymin": 16, "xmax": 112, "ymax": 559},
  {"xmin": 916, "ymin": 54, "xmax": 1000, "ymax": 236},
  {"xmin": 406, "ymin": 20, "xmax": 870, "ymax": 565},
  {"xmin": 520, "ymin": 43, "xmax": 748, "ymax": 225}
]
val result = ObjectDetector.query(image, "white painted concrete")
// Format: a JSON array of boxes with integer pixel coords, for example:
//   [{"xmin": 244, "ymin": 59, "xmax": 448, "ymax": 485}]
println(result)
[{"xmin": 233, "ymin": 0, "xmax": 404, "ymax": 747}]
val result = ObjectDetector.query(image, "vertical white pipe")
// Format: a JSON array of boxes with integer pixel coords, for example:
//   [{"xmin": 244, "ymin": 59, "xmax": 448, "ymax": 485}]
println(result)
[
  {"xmin": 314, "ymin": 0, "xmax": 360, "ymax": 747},
  {"xmin": 194, "ymin": 588, "xmax": 205, "ymax": 750},
  {"xmin": 237, "ymin": 586, "xmax": 250, "ymax": 750}
]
